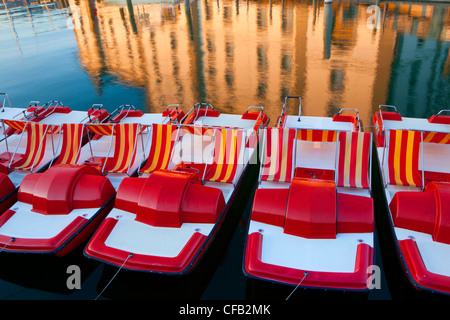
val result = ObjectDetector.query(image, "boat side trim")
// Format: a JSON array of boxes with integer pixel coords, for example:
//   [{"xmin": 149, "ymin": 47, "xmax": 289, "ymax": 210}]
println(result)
[{"xmin": 244, "ymin": 232, "xmax": 373, "ymax": 291}]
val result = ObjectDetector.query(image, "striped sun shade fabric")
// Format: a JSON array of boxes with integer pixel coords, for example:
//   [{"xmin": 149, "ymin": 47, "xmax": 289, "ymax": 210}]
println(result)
[
  {"xmin": 6, "ymin": 121, "xmax": 49, "ymax": 171},
  {"xmin": 53, "ymin": 123, "xmax": 85, "ymax": 165},
  {"xmin": 102, "ymin": 123, "xmax": 139, "ymax": 173},
  {"xmin": 337, "ymin": 131, "xmax": 371, "ymax": 189},
  {"xmin": 423, "ymin": 131, "xmax": 450, "ymax": 144},
  {"xmin": 297, "ymin": 128, "xmax": 338, "ymax": 142},
  {"xmin": 205, "ymin": 128, "xmax": 243, "ymax": 184},
  {"xmin": 140, "ymin": 123, "xmax": 177, "ymax": 174},
  {"xmin": 388, "ymin": 129, "xmax": 422, "ymax": 188},
  {"xmin": 87, "ymin": 124, "xmax": 114, "ymax": 136},
  {"xmin": 260, "ymin": 127, "xmax": 296, "ymax": 183}
]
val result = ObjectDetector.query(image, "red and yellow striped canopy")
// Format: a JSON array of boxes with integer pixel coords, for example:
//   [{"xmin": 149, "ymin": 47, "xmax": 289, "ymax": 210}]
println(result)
[{"xmin": 337, "ymin": 131, "xmax": 371, "ymax": 189}]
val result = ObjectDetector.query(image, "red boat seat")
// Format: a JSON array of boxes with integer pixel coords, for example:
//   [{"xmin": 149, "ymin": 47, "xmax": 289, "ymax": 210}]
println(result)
[
  {"xmin": 284, "ymin": 178, "xmax": 336, "ymax": 239},
  {"xmin": 390, "ymin": 181, "xmax": 450, "ymax": 244},
  {"xmin": 0, "ymin": 163, "xmax": 9, "ymax": 175},
  {"xmin": 390, "ymin": 188, "xmax": 437, "ymax": 235},
  {"xmin": 109, "ymin": 109, "xmax": 143, "ymax": 123},
  {"xmin": 0, "ymin": 173, "xmax": 17, "ymax": 214},
  {"xmin": 182, "ymin": 183, "xmax": 225, "ymax": 223},
  {"xmin": 18, "ymin": 164, "xmax": 115, "ymax": 215},
  {"xmin": 182, "ymin": 109, "xmax": 220, "ymax": 124},
  {"xmin": 162, "ymin": 108, "xmax": 185, "ymax": 123},
  {"xmin": 337, "ymin": 192, "xmax": 373, "ymax": 233},
  {"xmin": 427, "ymin": 182, "xmax": 450, "ymax": 244},
  {"xmin": 115, "ymin": 170, "xmax": 225, "ymax": 227},
  {"xmin": 429, "ymin": 115, "xmax": 450, "ymax": 124},
  {"xmin": 379, "ymin": 111, "xmax": 402, "ymax": 121},
  {"xmin": 250, "ymin": 188, "xmax": 289, "ymax": 228},
  {"xmin": 250, "ymin": 183, "xmax": 373, "ymax": 237},
  {"xmin": 332, "ymin": 113, "xmax": 359, "ymax": 130}
]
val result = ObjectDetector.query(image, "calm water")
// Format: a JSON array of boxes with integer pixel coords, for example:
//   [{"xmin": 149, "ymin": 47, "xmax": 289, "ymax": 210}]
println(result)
[{"xmin": 0, "ymin": 0, "xmax": 449, "ymax": 302}]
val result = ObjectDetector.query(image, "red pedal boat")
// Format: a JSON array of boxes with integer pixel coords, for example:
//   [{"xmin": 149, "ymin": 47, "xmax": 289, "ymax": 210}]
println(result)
[
  {"xmin": 0, "ymin": 104, "xmax": 184, "ymax": 256},
  {"xmin": 84, "ymin": 103, "xmax": 269, "ymax": 274},
  {"xmin": 373, "ymin": 106, "xmax": 450, "ymax": 296},
  {"xmin": 0, "ymin": 98, "xmax": 108, "ymax": 213},
  {"xmin": 243, "ymin": 96, "xmax": 375, "ymax": 292}
]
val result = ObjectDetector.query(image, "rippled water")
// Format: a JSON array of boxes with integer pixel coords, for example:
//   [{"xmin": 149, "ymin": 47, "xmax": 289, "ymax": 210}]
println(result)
[{"xmin": 0, "ymin": 0, "xmax": 449, "ymax": 301}]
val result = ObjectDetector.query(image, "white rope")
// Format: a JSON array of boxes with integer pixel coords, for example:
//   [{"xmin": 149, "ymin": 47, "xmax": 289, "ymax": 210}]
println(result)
[
  {"xmin": 286, "ymin": 271, "xmax": 308, "ymax": 300},
  {"xmin": 95, "ymin": 252, "xmax": 133, "ymax": 300},
  {"xmin": 0, "ymin": 237, "xmax": 15, "ymax": 253}
]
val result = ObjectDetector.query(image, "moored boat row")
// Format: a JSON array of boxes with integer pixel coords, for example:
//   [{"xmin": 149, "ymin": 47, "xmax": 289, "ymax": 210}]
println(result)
[{"xmin": 0, "ymin": 92, "xmax": 449, "ymax": 298}]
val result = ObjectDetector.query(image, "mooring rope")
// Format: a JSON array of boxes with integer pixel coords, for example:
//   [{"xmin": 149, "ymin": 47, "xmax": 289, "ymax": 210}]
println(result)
[
  {"xmin": 95, "ymin": 252, "xmax": 133, "ymax": 300},
  {"xmin": 286, "ymin": 271, "xmax": 308, "ymax": 300},
  {"xmin": 0, "ymin": 237, "xmax": 15, "ymax": 253}
]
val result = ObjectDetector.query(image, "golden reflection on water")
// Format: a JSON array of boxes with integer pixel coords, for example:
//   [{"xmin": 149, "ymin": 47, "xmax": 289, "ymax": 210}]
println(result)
[{"xmin": 69, "ymin": 0, "xmax": 450, "ymax": 130}]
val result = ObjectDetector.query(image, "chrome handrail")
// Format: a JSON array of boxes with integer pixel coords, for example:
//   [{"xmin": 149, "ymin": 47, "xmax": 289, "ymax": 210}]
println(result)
[{"xmin": 282, "ymin": 96, "xmax": 301, "ymax": 122}]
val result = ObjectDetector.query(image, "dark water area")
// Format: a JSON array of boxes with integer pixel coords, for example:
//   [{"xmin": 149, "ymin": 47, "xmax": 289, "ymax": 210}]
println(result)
[{"xmin": 0, "ymin": 0, "xmax": 449, "ymax": 308}]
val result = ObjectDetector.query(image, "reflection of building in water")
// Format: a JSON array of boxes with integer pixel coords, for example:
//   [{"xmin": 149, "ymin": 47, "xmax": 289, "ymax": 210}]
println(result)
[
  {"xmin": 380, "ymin": 2, "xmax": 450, "ymax": 118},
  {"xmin": 69, "ymin": 0, "xmax": 450, "ymax": 126}
]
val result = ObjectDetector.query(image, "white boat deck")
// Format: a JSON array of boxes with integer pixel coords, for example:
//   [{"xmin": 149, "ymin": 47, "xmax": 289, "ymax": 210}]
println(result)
[
  {"xmin": 121, "ymin": 113, "xmax": 166, "ymax": 125},
  {"xmin": 0, "ymin": 107, "xmax": 28, "ymax": 121},
  {"xmin": 395, "ymin": 227, "xmax": 450, "ymax": 278},
  {"xmin": 194, "ymin": 114, "xmax": 257, "ymax": 129},
  {"xmin": 37, "ymin": 110, "xmax": 90, "ymax": 125},
  {"xmin": 104, "ymin": 209, "xmax": 214, "ymax": 258},
  {"xmin": 383, "ymin": 117, "xmax": 450, "ymax": 133},
  {"xmin": 284, "ymin": 115, "xmax": 354, "ymax": 131},
  {"xmin": 248, "ymin": 221, "xmax": 373, "ymax": 273},
  {"xmin": 0, "ymin": 201, "xmax": 94, "ymax": 239}
]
